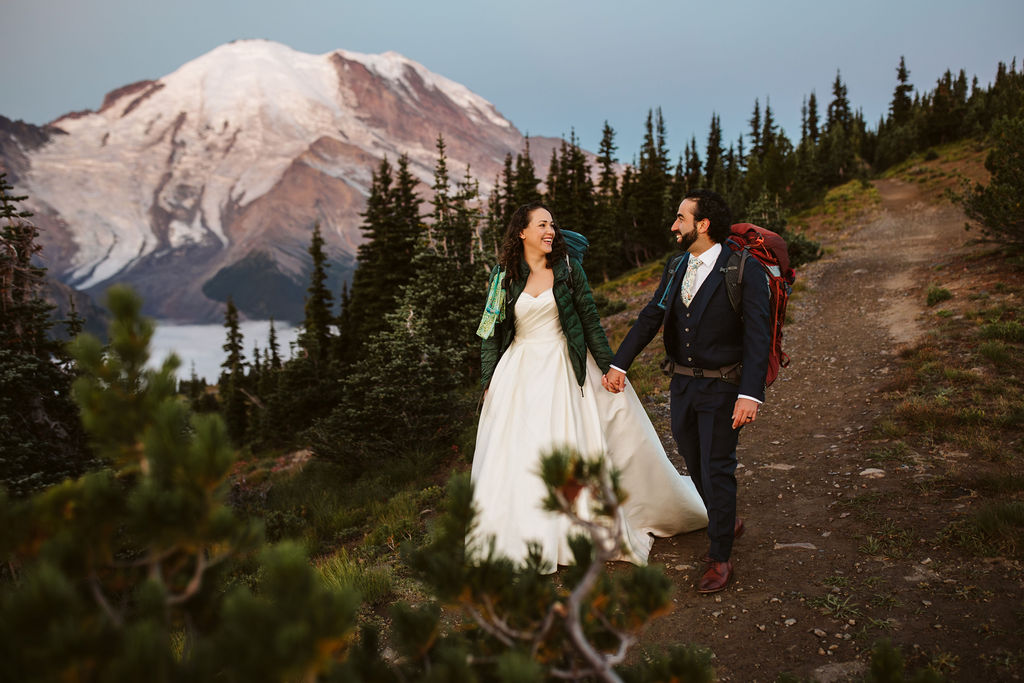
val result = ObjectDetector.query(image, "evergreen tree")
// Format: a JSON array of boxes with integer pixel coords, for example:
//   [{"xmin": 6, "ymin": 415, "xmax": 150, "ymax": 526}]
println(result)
[
  {"xmin": 267, "ymin": 317, "xmax": 282, "ymax": 370},
  {"xmin": 955, "ymin": 114, "xmax": 1024, "ymax": 246},
  {"xmin": 342, "ymin": 154, "xmax": 423, "ymax": 361},
  {"xmin": 627, "ymin": 109, "xmax": 672, "ymax": 261},
  {"xmin": 219, "ymin": 297, "xmax": 248, "ymax": 443},
  {"xmin": 748, "ymin": 98, "xmax": 763, "ymax": 159},
  {"xmin": 826, "ymin": 70, "xmax": 852, "ymax": 134},
  {"xmin": 684, "ymin": 136, "xmax": 703, "ymax": 190},
  {"xmin": 704, "ymin": 113, "xmax": 725, "ymax": 192},
  {"xmin": 890, "ymin": 55, "xmax": 915, "ymax": 126},
  {"xmin": 0, "ymin": 286, "xmax": 360, "ymax": 680},
  {"xmin": 310, "ymin": 141, "xmax": 487, "ymax": 473},
  {"xmin": 761, "ymin": 98, "xmax": 778, "ymax": 150},
  {"xmin": 590, "ymin": 121, "xmax": 624, "ymax": 281},
  {"xmin": 0, "ymin": 174, "xmax": 91, "ymax": 495},
  {"xmin": 807, "ymin": 90, "xmax": 820, "ymax": 143},
  {"xmin": 544, "ymin": 146, "xmax": 561, "ymax": 214},
  {"xmin": 512, "ymin": 137, "xmax": 543, "ymax": 207},
  {"xmin": 298, "ymin": 222, "xmax": 334, "ymax": 366}
]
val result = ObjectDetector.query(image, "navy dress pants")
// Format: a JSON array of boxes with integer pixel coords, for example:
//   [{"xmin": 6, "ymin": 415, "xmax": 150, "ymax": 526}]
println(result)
[{"xmin": 669, "ymin": 375, "xmax": 741, "ymax": 562}]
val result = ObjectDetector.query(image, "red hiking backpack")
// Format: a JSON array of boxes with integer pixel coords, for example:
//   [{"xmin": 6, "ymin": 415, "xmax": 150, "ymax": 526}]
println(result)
[{"xmin": 723, "ymin": 223, "xmax": 795, "ymax": 387}]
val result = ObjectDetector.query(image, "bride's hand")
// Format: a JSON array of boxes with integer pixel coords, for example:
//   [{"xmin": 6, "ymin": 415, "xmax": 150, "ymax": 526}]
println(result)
[{"xmin": 602, "ymin": 370, "xmax": 625, "ymax": 393}]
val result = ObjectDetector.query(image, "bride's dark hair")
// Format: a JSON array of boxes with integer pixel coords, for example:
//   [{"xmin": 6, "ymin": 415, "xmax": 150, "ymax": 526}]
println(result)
[{"xmin": 498, "ymin": 202, "xmax": 567, "ymax": 282}]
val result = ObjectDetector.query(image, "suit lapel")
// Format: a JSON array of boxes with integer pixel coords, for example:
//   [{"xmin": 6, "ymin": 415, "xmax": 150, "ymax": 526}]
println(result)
[
  {"xmin": 663, "ymin": 253, "xmax": 690, "ymax": 321},
  {"xmin": 687, "ymin": 246, "xmax": 731, "ymax": 323}
]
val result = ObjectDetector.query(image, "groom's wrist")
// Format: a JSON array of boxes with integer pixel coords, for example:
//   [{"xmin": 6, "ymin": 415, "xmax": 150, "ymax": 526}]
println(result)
[{"xmin": 609, "ymin": 364, "xmax": 627, "ymax": 375}]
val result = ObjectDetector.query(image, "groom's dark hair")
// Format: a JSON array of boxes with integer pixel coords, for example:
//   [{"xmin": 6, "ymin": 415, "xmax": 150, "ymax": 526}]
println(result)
[{"xmin": 684, "ymin": 189, "xmax": 733, "ymax": 244}]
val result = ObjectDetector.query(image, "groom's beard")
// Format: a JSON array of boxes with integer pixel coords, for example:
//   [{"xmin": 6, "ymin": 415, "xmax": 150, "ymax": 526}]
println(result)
[{"xmin": 677, "ymin": 226, "xmax": 698, "ymax": 251}]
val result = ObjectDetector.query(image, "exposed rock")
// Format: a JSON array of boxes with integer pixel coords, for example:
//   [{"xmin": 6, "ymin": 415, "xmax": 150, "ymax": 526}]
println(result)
[{"xmin": 2, "ymin": 40, "xmax": 579, "ymax": 322}]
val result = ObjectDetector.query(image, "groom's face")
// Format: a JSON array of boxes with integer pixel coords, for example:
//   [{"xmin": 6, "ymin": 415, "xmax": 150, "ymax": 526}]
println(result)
[{"xmin": 672, "ymin": 200, "xmax": 699, "ymax": 250}]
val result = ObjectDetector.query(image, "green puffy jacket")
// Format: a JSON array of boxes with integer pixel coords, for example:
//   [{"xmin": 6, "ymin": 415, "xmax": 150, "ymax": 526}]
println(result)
[{"xmin": 480, "ymin": 256, "xmax": 614, "ymax": 389}]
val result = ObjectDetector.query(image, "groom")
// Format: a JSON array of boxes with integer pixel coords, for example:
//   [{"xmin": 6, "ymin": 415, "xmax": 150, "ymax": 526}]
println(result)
[{"xmin": 603, "ymin": 189, "xmax": 770, "ymax": 593}]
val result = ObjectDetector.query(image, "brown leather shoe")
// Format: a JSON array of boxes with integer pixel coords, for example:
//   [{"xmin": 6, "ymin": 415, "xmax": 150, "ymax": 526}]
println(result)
[{"xmin": 698, "ymin": 560, "xmax": 733, "ymax": 593}]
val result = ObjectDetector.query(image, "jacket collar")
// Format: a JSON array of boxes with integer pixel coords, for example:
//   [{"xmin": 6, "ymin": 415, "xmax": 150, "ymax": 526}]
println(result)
[
  {"xmin": 514, "ymin": 256, "xmax": 569, "ymax": 283},
  {"xmin": 685, "ymin": 244, "xmax": 732, "ymax": 320}
]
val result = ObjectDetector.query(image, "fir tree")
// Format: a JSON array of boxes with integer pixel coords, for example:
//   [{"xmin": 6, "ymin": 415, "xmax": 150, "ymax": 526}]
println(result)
[
  {"xmin": 684, "ymin": 136, "xmax": 703, "ymax": 190},
  {"xmin": 748, "ymin": 98, "xmax": 762, "ymax": 159},
  {"xmin": 342, "ymin": 154, "xmax": 423, "ymax": 361},
  {"xmin": 0, "ymin": 174, "xmax": 91, "ymax": 495},
  {"xmin": 628, "ymin": 109, "xmax": 673, "ymax": 261},
  {"xmin": 0, "ymin": 286, "xmax": 360, "ymax": 679},
  {"xmin": 807, "ymin": 90, "xmax": 820, "ymax": 143},
  {"xmin": 267, "ymin": 317, "xmax": 282, "ymax": 369},
  {"xmin": 298, "ymin": 222, "xmax": 334, "ymax": 366},
  {"xmin": 955, "ymin": 114, "xmax": 1024, "ymax": 246},
  {"xmin": 310, "ymin": 142, "xmax": 487, "ymax": 473},
  {"xmin": 826, "ymin": 70, "xmax": 852, "ymax": 134},
  {"xmin": 704, "ymin": 112, "xmax": 725, "ymax": 192},
  {"xmin": 512, "ymin": 137, "xmax": 543, "ymax": 207},
  {"xmin": 219, "ymin": 296, "xmax": 248, "ymax": 443},
  {"xmin": 891, "ymin": 55, "xmax": 915, "ymax": 126}
]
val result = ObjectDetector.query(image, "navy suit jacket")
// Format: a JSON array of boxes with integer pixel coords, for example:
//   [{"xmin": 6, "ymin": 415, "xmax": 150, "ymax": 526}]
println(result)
[{"xmin": 612, "ymin": 245, "xmax": 772, "ymax": 402}]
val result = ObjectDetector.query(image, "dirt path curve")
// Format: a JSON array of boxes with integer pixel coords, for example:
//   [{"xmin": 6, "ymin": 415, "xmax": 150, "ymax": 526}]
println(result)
[{"xmin": 637, "ymin": 178, "xmax": 971, "ymax": 681}]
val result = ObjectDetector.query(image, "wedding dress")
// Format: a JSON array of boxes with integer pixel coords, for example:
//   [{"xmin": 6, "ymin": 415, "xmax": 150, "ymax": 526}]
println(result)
[{"xmin": 469, "ymin": 288, "xmax": 707, "ymax": 573}]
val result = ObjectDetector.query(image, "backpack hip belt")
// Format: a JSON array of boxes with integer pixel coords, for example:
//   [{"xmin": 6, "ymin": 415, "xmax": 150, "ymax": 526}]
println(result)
[{"xmin": 660, "ymin": 358, "xmax": 742, "ymax": 386}]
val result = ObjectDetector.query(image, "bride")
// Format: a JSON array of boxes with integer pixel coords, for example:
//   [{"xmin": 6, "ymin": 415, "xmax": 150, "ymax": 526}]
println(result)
[{"xmin": 469, "ymin": 202, "xmax": 707, "ymax": 573}]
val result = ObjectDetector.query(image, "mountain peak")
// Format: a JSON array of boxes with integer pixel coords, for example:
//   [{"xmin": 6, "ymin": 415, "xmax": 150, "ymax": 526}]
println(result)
[{"xmin": 6, "ymin": 40, "xmax": 557, "ymax": 322}]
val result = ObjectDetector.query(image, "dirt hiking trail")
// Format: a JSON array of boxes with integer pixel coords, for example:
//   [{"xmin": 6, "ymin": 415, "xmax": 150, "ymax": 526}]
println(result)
[{"xmin": 630, "ymin": 178, "xmax": 1020, "ymax": 681}]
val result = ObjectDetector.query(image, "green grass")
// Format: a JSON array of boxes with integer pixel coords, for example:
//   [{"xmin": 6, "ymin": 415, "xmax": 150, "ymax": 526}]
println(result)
[
  {"xmin": 980, "ymin": 321, "xmax": 1024, "ymax": 343},
  {"xmin": 979, "ymin": 340, "xmax": 1011, "ymax": 364},
  {"xmin": 927, "ymin": 286, "xmax": 953, "ymax": 306},
  {"xmin": 867, "ymin": 441, "xmax": 911, "ymax": 463},
  {"xmin": 316, "ymin": 549, "xmax": 394, "ymax": 606},
  {"xmin": 941, "ymin": 501, "xmax": 1024, "ymax": 558},
  {"xmin": 807, "ymin": 593, "xmax": 861, "ymax": 620}
]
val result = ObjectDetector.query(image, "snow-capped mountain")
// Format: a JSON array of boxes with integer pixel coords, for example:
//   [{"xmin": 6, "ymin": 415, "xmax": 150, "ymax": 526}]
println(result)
[{"xmin": 0, "ymin": 40, "xmax": 563, "ymax": 322}]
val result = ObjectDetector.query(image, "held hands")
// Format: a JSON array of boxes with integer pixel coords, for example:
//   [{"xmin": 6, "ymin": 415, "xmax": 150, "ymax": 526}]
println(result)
[
  {"xmin": 602, "ymin": 368, "xmax": 626, "ymax": 394},
  {"xmin": 731, "ymin": 397, "xmax": 759, "ymax": 430}
]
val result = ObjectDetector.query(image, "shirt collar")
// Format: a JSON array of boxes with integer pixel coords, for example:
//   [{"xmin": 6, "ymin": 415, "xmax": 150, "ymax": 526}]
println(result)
[{"xmin": 692, "ymin": 242, "xmax": 722, "ymax": 267}]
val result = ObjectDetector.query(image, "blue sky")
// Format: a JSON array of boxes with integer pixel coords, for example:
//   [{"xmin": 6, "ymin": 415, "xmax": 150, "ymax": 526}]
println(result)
[{"xmin": 2, "ymin": 0, "xmax": 1021, "ymax": 158}]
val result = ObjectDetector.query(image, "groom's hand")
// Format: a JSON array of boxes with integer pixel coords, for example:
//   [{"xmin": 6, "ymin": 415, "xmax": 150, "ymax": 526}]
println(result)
[
  {"xmin": 603, "ymin": 368, "xmax": 626, "ymax": 393},
  {"xmin": 731, "ymin": 397, "xmax": 759, "ymax": 429}
]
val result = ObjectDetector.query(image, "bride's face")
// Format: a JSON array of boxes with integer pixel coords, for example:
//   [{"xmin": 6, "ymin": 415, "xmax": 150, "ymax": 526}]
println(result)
[{"xmin": 519, "ymin": 208, "xmax": 555, "ymax": 257}]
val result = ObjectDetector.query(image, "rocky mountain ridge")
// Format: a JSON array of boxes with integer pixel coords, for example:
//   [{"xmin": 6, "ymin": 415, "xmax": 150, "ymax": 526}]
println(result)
[{"xmin": 1, "ymin": 40, "xmax": 567, "ymax": 322}]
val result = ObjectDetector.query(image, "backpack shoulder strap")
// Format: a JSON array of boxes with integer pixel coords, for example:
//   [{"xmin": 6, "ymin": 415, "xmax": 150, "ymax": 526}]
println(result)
[
  {"xmin": 656, "ymin": 253, "xmax": 688, "ymax": 310},
  {"xmin": 723, "ymin": 248, "xmax": 747, "ymax": 315}
]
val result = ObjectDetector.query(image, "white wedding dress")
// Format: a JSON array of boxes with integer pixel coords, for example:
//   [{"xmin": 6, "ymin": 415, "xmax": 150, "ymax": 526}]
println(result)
[{"xmin": 469, "ymin": 288, "xmax": 707, "ymax": 573}]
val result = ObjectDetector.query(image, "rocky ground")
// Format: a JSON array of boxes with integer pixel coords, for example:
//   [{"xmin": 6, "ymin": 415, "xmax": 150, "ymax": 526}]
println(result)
[{"xmin": 616, "ymin": 178, "xmax": 1023, "ymax": 681}]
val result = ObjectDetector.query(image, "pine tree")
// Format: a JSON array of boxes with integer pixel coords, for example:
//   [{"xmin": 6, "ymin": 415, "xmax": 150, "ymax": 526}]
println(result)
[
  {"xmin": 627, "ymin": 109, "xmax": 672, "ymax": 261},
  {"xmin": 342, "ymin": 154, "xmax": 423, "ymax": 362},
  {"xmin": 0, "ymin": 174, "xmax": 91, "ymax": 495},
  {"xmin": 298, "ymin": 222, "xmax": 334, "ymax": 366},
  {"xmin": 807, "ymin": 90, "xmax": 820, "ymax": 143},
  {"xmin": 512, "ymin": 137, "xmax": 543, "ymax": 207},
  {"xmin": 826, "ymin": 70, "xmax": 852, "ymax": 134},
  {"xmin": 761, "ymin": 98, "xmax": 778, "ymax": 151},
  {"xmin": 219, "ymin": 296, "xmax": 248, "ymax": 443},
  {"xmin": 0, "ymin": 285, "xmax": 361, "ymax": 679},
  {"xmin": 748, "ymin": 98, "xmax": 763, "ymax": 159},
  {"xmin": 955, "ymin": 114, "xmax": 1024, "ymax": 246},
  {"xmin": 891, "ymin": 56, "xmax": 915, "ymax": 126},
  {"xmin": 684, "ymin": 136, "xmax": 703, "ymax": 190},
  {"xmin": 310, "ymin": 142, "xmax": 487, "ymax": 473},
  {"xmin": 267, "ymin": 317, "xmax": 282, "ymax": 369},
  {"xmin": 704, "ymin": 113, "xmax": 725, "ymax": 192}
]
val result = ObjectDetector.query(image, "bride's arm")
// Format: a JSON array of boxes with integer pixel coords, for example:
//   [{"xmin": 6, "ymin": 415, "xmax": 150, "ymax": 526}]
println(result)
[{"xmin": 570, "ymin": 259, "xmax": 614, "ymax": 373}]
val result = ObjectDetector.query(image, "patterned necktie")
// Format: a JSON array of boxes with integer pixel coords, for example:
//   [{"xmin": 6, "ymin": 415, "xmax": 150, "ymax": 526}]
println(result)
[{"xmin": 680, "ymin": 256, "xmax": 702, "ymax": 307}]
